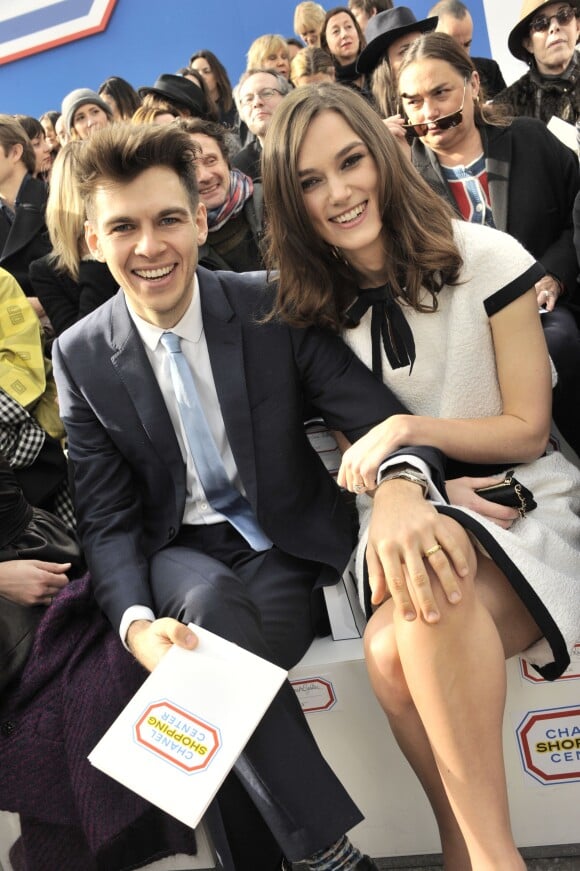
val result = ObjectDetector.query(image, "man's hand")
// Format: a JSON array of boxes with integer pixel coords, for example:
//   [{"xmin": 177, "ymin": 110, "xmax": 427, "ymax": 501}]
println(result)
[
  {"xmin": 127, "ymin": 617, "xmax": 198, "ymax": 672},
  {"xmin": 366, "ymin": 479, "xmax": 473, "ymax": 622}
]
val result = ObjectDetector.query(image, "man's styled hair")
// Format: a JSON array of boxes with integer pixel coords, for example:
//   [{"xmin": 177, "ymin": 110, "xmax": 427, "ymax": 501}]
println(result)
[
  {"xmin": 428, "ymin": 0, "xmax": 469, "ymax": 19},
  {"xmin": 175, "ymin": 117, "xmax": 231, "ymax": 167},
  {"xmin": 75, "ymin": 123, "xmax": 200, "ymax": 219},
  {"xmin": 0, "ymin": 115, "xmax": 36, "ymax": 175}
]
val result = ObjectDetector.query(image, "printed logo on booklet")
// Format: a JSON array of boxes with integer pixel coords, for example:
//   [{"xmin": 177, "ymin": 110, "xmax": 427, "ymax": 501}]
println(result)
[{"xmin": 135, "ymin": 699, "xmax": 220, "ymax": 773}]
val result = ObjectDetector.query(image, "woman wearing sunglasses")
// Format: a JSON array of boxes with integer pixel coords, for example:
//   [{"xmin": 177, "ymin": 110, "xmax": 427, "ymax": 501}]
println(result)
[
  {"xmin": 262, "ymin": 80, "xmax": 580, "ymax": 870},
  {"xmin": 397, "ymin": 31, "xmax": 580, "ymax": 459},
  {"xmin": 494, "ymin": 0, "xmax": 580, "ymax": 124}
]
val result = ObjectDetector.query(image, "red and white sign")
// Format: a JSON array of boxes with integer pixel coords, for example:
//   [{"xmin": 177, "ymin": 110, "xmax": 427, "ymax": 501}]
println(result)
[
  {"xmin": 0, "ymin": 1, "xmax": 117, "ymax": 66},
  {"xmin": 516, "ymin": 705, "xmax": 580, "ymax": 785},
  {"xmin": 134, "ymin": 699, "xmax": 220, "ymax": 774},
  {"xmin": 520, "ymin": 644, "xmax": 580, "ymax": 683},
  {"xmin": 291, "ymin": 676, "xmax": 337, "ymax": 712}
]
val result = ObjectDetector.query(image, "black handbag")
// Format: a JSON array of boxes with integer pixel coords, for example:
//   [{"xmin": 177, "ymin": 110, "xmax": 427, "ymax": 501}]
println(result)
[
  {"xmin": 474, "ymin": 471, "xmax": 537, "ymax": 518},
  {"xmin": 0, "ymin": 508, "xmax": 83, "ymax": 693}
]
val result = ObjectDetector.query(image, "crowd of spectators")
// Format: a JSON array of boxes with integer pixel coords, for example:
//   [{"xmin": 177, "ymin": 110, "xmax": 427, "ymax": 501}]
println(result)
[{"xmin": 1, "ymin": 1, "xmax": 580, "ymax": 869}]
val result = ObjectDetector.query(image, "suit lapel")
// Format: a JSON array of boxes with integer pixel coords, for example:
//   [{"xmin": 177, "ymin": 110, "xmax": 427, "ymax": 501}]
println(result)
[
  {"xmin": 198, "ymin": 269, "xmax": 259, "ymax": 507},
  {"xmin": 482, "ymin": 126, "xmax": 510, "ymax": 233},
  {"xmin": 108, "ymin": 292, "xmax": 184, "ymax": 480}
]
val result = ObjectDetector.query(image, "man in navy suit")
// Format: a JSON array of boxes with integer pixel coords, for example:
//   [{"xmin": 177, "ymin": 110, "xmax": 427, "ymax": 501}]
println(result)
[{"xmin": 53, "ymin": 123, "xmax": 467, "ymax": 871}]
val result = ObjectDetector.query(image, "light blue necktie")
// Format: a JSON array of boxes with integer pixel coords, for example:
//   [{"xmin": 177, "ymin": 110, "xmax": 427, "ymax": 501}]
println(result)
[{"xmin": 161, "ymin": 331, "xmax": 272, "ymax": 551}]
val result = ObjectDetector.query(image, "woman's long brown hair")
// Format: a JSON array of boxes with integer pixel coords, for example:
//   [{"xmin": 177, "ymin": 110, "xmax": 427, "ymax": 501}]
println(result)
[{"xmin": 262, "ymin": 83, "xmax": 462, "ymax": 331}]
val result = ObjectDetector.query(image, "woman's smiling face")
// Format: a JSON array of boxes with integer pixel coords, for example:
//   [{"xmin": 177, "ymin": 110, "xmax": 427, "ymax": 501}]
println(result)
[{"xmin": 298, "ymin": 109, "xmax": 385, "ymax": 279}]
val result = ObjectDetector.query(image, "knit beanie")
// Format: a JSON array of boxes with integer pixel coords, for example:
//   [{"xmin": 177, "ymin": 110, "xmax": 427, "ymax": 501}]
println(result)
[{"xmin": 61, "ymin": 88, "xmax": 113, "ymax": 134}]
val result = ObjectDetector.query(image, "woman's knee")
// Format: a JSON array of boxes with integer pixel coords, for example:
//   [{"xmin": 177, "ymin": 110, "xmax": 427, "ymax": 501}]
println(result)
[{"xmin": 364, "ymin": 608, "xmax": 411, "ymax": 711}]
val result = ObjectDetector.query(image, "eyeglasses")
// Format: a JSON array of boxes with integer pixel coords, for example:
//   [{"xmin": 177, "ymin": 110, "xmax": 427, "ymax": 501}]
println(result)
[
  {"xmin": 239, "ymin": 88, "xmax": 282, "ymax": 108},
  {"xmin": 529, "ymin": 6, "xmax": 578, "ymax": 33},
  {"xmin": 401, "ymin": 79, "xmax": 467, "ymax": 139}
]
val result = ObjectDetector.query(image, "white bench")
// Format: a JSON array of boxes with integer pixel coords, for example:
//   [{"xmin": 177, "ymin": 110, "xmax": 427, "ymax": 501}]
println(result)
[{"xmin": 2, "ymin": 552, "xmax": 579, "ymax": 867}]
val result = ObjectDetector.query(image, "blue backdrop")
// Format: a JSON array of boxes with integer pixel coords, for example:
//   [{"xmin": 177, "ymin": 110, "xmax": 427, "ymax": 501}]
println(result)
[{"xmin": 0, "ymin": 0, "xmax": 492, "ymax": 118}]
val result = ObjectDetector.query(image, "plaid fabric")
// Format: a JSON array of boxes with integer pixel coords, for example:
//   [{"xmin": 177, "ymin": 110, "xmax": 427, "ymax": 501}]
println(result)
[
  {"xmin": 0, "ymin": 388, "xmax": 45, "ymax": 469},
  {"xmin": 52, "ymin": 479, "xmax": 76, "ymax": 529},
  {"xmin": 0, "ymin": 388, "xmax": 76, "ymax": 528}
]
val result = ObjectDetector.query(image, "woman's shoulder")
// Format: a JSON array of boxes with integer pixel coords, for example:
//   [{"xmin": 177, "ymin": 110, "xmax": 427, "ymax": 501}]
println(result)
[
  {"xmin": 452, "ymin": 219, "xmax": 535, "ymax": 264},
  {"xmin": 451, "ymin": 221, "xmax": 543, "ymax": 308}
]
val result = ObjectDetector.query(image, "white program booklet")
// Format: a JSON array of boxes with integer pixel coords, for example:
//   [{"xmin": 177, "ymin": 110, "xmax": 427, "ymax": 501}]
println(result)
[{"xmin": 88, "ymin": 625, "xmax": 287, "ymax": 829}]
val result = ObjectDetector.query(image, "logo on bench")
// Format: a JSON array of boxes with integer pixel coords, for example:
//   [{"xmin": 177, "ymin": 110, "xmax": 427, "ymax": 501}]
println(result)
[{"xmin": 516, "ymin": 705, "xmax": 580, "ymax": 785}]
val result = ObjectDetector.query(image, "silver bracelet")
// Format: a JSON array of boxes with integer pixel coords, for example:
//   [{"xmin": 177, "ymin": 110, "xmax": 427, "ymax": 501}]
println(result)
[{"xmin": 379, "ymin": 468, "xmax": 429, "ymax": 497}]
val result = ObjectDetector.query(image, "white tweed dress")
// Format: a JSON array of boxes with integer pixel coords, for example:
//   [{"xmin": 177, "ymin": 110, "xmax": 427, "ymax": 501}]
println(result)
[{"xmin": 344, "ymin": 221, "xmax": 580, "ymax": 681}]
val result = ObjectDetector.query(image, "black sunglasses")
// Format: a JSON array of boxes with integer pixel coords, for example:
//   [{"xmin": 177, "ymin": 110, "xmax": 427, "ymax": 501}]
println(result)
[
  {"xmin": 401, "ymin": 79, "xmax": 467, "ymax": 139},
  {"xmin": 529, "ymin": 6, "xmax": 578, "ymax": 33}
]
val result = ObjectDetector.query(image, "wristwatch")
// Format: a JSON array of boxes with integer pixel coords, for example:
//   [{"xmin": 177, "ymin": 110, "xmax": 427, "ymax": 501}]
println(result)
[{"xmin": 379, "ymin": 466, "xmax": 429, "ymax": 497}]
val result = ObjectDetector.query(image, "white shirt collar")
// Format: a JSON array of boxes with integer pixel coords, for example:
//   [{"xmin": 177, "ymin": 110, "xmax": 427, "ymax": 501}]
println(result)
[{"xmin": 125, "ymin": 274, "xmax": 204, "ymax": 351}]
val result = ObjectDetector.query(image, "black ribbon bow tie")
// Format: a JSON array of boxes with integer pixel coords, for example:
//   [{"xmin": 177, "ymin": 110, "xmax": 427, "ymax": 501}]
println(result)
[{"xmin": 345, "ymin": 284, "xmax": 416, "ymax": 379}]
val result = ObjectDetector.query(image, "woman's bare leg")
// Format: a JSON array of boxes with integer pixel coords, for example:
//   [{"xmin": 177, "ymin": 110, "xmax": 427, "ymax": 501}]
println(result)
[
  {"xmin": 365, "ymin": 612, "xmax": 471, "ymax": 870},
  {"xmin": 364, "ymin": 522, "xmax": 542, "ymax": 871}
]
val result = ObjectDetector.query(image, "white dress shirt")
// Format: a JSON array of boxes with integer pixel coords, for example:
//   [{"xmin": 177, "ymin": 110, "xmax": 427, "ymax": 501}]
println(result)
[{"xmin": 120, "ymin": 278, "xmax": 246, "ymax": 643}]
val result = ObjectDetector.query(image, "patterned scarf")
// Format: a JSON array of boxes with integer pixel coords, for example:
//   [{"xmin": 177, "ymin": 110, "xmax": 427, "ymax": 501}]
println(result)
[{"xmin": 206, "ymin": 169, "xmax": 253, "ymax": 233}]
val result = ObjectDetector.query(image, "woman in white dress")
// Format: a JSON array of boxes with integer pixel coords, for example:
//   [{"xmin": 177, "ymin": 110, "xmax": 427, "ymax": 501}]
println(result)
[{"xmin": 261, "ymin": 82, "xmax": 580, "ymax": 871}]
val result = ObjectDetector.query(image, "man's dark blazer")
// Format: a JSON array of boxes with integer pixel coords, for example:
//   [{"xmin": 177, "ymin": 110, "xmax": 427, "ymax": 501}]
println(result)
[
  {"xmin": 53, "ymin": 267, "xmax": 445, "ymax": 632},
  {"xmin": 411, "ymin": 117, "xmax": 580, "ymax": 298},
  {"xmin": 0, "ymin": 175, "xmax": 50, "ymax": 297}
]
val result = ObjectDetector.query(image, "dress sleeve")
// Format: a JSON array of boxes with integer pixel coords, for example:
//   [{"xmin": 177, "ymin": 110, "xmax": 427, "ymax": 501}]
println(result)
[{"xmin": 484, "ymin": 261, "xmax": 545, "ymax": 317}]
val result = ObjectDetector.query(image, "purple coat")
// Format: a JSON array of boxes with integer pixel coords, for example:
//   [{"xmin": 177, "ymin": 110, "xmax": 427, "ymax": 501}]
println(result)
[{"xmin": 0, "ymin": 575, "xmax": 198, "ymax": 870}]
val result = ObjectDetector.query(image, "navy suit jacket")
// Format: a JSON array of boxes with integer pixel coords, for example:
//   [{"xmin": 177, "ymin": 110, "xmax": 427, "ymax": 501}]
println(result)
[{"xmin": 53, "ymin": 268, "xmax": 446, "ymax": 631}]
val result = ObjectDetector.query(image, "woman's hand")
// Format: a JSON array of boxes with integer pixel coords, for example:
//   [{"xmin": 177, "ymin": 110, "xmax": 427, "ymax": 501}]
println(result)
[
  {"xmin": 0, "ymin": 560, "xmax": 71, "ymax": 606},
  {"xmin": 337, "ymin": 415, "xmax": 412, "ymax": 492},
  {"xmin": 382, "ymin": 115, "xmax": 412, "ymax": 159},
  {"xmin": 446, "ymin": 476, "xmax": 520, "ymax": 529}
]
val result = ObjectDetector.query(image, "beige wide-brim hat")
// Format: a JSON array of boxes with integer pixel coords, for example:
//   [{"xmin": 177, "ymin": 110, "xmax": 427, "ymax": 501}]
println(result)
[{"xmin": 508, "ymin": 0, "xmax": 580, "ymax": 61}]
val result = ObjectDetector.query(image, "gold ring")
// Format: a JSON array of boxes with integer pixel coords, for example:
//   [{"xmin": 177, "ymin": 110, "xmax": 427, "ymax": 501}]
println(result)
[
  {"xmin": 354, "ymin": 483, "xmax": 365, "ymax": 492},
  {"xmin": 424, "ymin": 544, "xmax": 442, "ymax": 557}
]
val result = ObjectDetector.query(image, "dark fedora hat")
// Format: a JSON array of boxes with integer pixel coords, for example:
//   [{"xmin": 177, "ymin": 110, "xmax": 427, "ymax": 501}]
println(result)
[
  {"xmin": 508, "ymin": 0, "xmax": 580, "ymax": 61},
  {"xmin": 356, "ymin": 7, "xmax": 438, "ymax": 74},
  {"xmin": 138, "ymin": 73, "xmax": 208, "ymax": 117}
]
